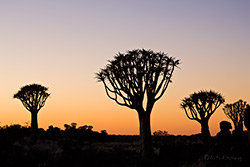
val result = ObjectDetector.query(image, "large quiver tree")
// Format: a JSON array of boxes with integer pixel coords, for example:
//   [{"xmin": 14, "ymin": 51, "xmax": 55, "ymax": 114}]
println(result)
[
  {"xmin": 181, "ymin": 90, "xmax": 225, "ymax": 143},
  {"xmin": 14, "ymin": 83, "xmax": 50, "ymax": 137},
  {"xmin": 96, "ymin": 49, "xmax": 179, "ymax": 160},
  {"xmin": 223, "ymin": 99, "xmax": 247, "ymax": 132}
]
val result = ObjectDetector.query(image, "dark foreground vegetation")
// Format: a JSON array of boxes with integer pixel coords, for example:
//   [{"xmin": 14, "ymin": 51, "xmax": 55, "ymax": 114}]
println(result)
[{"xmin": 0, "ymin": 124, "xmax": 249, "ymax": 167}]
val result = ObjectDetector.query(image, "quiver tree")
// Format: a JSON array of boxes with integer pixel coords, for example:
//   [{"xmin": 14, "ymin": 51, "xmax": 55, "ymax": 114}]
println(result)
[
  {"xmin": 14, "ymin": 83, "xmax": 50, "ymax": 137},
  {"xmin": 96, "ymin": 49, "xmax": 179, "ymax": 160},
  {"xmin": 223, "ymin": 99, "xmax": 247, "ymax": 132},
  {"xmin": 181, "ymin": 90, "xmax": 225, "ymax": 143},
  {"xmin": 244, "ymin": 105, "xmax": 250, "ymax": 143}
]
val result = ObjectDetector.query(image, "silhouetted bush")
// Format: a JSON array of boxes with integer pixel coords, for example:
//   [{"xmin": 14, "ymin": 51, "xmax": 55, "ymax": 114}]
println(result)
[{"xmin": 0, "ymin": 124, "xmax": 249, "ymax": 167}]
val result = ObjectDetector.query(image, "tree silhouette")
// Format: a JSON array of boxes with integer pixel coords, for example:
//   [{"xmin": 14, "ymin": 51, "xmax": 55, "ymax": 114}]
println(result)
[
  {"xmin": 13, "ymin": 83, "xmax": 50, "ymax": 137},
  {"xmin": 180, "ymin": 90, "xmax": 225, "ymax": 143},
  {"xmin": 223, "ymin": 99, "xmax": 247, "ymax": 132},
  {"xmin": 96, "ymin": 49, "xmax": 179, "ymax": 160},
  {"xmin": 244, "ymin": 105, "xmax": 250, "ymax": 143},
  {"xmin": 245, "ymin": 105, "xmax": 250, "ymax": 129}
]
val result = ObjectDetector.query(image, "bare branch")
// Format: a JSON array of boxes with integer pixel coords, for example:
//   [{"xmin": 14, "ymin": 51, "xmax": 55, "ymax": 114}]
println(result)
[
  {"xmin": 181, "ymin": 90, "xmax": 224, "ymax": 124},
  {"xmin": 13, "ymin": 83, "xmax": 50, "ymax": 113},
  {"xmin": 223, "ymin": 99, "xmax": 247, "ymax": 131},
  {"xmin": 96, "ymin": 49, "xmax": 180, "ymax": 113}
]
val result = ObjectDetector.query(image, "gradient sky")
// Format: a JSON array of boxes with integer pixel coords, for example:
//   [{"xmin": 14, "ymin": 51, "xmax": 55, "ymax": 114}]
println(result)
[{"xmin": 0, "ymin": 0, "xmax": 249, "ymax": 135}]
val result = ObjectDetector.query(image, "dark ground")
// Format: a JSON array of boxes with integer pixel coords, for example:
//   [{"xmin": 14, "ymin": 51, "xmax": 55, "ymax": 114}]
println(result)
[{"xmin": 0, "ymin": 125, "xmax": 249, "ymax": 167}]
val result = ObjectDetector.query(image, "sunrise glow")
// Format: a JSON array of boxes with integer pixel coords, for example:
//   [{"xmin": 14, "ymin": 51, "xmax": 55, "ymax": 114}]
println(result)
[{"xmin": 0, "ymin": 0, "xmax": 249, "ymax": 136}]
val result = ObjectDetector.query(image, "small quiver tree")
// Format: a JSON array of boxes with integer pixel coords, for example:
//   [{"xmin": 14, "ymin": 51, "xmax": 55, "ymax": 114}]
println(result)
[
  {"xmin": 244, "ymin": 105, "xmax": 250, "ymax": 143},
  {"xmin": 96, "ymin": 49, "xmax": 179, "ymax": 161},
  {"xmin": 223, "ymin": 99, "xmax": 247, "ymax": 132},
  {"xmin": 181, "ymin": 90, "xmax": 225, "ymax": 143},
  {"xmin": 14, "ymin": 83, "xmax": 50, "ymax": 138}
]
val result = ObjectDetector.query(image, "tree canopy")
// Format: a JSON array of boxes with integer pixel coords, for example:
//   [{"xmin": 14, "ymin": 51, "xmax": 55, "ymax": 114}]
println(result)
[
  {"xmin": 13, "ymin": 83, "xmax": 50, "ymax": 113},
  {"xmin": 223, "ymin": 99, "xmax": 247, "ymax": 131},
  {"xmin": 181, "ymin": 90, "xmax": 225, "ymax": 122},
  {"xmin": 96, "ymin": 49, "xmax": 180, "ymax": 112}
]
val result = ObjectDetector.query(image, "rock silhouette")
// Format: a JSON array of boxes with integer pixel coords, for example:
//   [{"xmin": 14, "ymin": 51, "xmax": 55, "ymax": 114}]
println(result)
[{"xmin": 216, "ymin": 121, "xmax": 232, "ymax": 154}]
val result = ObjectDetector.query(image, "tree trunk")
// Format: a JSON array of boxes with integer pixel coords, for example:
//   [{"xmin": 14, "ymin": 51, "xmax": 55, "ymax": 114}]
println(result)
[
  {"xmin": 234, "ymin": 121, "xmax": 243, "ymax": 132},
  {"xmin": 233, "ymin": 121, "xmax": 237, "ymax": 132},
  {"xmin": 248, "ymin": 130, "xmax": 250, "ymax": 144},
  {"xmin": 236, "ymin": 121, "xmax": 243, "ymax": 132},
  {"xmin": 31, "ymin": 111, "xmax": 38, "ymax": 138},
  {"xmin": 201, "ymin": 120, "xmax": 211, "ymax": 143},
  {"xmin": 138, "ymin": 111, "xmax": 154, "ymax": 162}
]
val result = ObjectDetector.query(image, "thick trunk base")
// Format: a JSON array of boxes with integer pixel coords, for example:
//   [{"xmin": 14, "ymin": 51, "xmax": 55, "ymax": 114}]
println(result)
[
  {"xmin": 201, "ymin": 121, "xmax": 211, "ymax": 143},
  {"xmin": 31, "ymin": 112, "xmax": 38, "ymax": 139},
  {"xmin": 138, "ymin": 112, "xmax": 154, "ymax": 163},
  {"xmin": 248, "ymin": 130, "xmax": 250, "ymax": 144}
]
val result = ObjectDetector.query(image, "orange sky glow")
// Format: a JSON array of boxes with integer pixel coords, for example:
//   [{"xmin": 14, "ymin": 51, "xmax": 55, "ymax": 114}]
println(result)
[{"xmin": 0, "ymin": 0, "xmax": 249, "ymax": 136}]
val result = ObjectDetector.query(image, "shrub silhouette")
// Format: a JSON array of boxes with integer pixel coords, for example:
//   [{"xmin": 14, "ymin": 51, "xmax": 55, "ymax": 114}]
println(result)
[
  {"xmin": 223, "ymin": 99, "xmax": 247, "ymax": 132},
  {"xmin": 96, "ymin": 49, "xmax": 179, "ymax": 160},
  {"xmin": 153, "ymin": 130, "xmax": 169, "ymax": 137},
  {"xmin": 0, "ymin": 124, "xmax": 30, "ymax": 142},
  {"xmin": 13, "ymin": 83, "xmax": 50, "ymax": 138},
  {"xmin": 181, "ymin": 90, "xmax": 225, "ymax": 143},
  {"xmin": 47, "ymin": 125, "xmax": 61, "ymax": 139}
]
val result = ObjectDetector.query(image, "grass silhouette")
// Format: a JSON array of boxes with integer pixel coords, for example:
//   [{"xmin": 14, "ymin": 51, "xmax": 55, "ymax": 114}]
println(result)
[{"xmin": 0, "ymin": 123, "xmax": 249, "ymax": 167}]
